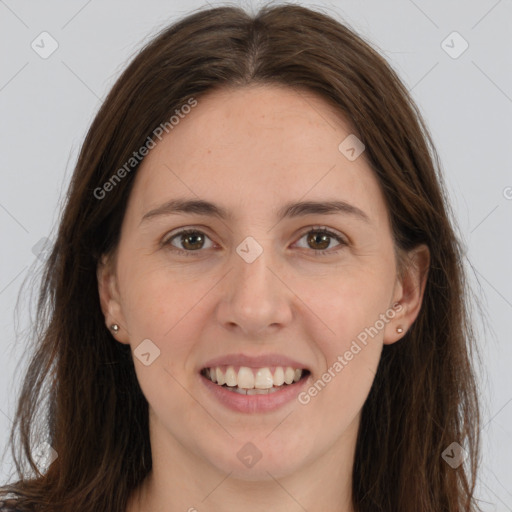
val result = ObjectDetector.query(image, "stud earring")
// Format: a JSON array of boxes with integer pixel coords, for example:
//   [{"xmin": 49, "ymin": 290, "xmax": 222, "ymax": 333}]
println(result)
[
  {"xmin": 110, "ymin": 324, "xmax": 120, "ymax": 333},
  {"xmin": 396, "ymin": 326, "xmax": 404, "ymax": 334}
]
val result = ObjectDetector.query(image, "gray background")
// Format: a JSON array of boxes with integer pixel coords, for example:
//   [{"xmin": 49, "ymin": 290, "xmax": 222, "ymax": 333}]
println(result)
[{"xmin": 0, "ymin": 0, "xmax": 511, "ymax": 508}]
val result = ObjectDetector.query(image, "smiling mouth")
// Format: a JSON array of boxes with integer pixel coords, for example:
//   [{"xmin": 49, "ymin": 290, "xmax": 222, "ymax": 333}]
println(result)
[{"xmin": 200, "ymin": 365, "xmax": 310, "ymax": 395}]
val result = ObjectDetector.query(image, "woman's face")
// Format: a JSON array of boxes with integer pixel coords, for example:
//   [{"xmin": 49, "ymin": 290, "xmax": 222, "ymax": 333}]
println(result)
[{"xmin": 98, "ymin": 85, "xmax": 427, "ymax": 482}]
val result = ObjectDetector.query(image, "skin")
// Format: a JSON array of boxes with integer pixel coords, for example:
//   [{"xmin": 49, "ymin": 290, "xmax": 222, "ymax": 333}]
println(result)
[{"xmin": 97, "ymin": 84, "xmax": 429, "ymax": 512}]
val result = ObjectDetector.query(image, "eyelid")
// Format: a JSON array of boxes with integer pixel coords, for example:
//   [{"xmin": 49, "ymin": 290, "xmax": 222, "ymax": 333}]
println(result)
[
  {"xmin": 162, "ymin": 225, "xmax": 348, "ymax": 255},
  {"xmin": 295, "ymin": 225, "xmax": 347, "ymax": 244},
  {"xmin": 161, "ymin": 226, "xmax": 216, "ymax": 249}
]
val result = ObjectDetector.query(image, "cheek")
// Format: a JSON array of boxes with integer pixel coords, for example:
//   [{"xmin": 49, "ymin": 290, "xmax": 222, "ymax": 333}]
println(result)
[
  {"xmin": 119, "ymin": 257, "xmax": 205, "ymax": 333},
  {"xmin": 295, "ymin": 261, "xmax": 393, "ymax": 411},
  {"xmin": 297, "ymin": 272, "xmax": 389, "ymax": 428},
  {"xmin": 299, "ymin": 263, "xmax": 395, "ymax": 345},
  {"xmin": 117, "ymin": 262, "xmax": 208, "ymax": 408},
  {"xmin": 117, "ymin": 258, "xmax": 220, "ymax": 381}
]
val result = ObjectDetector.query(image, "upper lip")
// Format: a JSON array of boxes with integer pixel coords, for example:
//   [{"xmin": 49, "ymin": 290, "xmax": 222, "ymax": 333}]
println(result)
[{"xmin": 200, "ymin": 353, "xmax": 310, "ymax": 371}]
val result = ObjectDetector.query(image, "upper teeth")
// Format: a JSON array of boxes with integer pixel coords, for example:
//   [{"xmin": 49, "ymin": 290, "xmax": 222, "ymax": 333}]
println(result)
[{"xmin": 204, "ymin": 366, "xmax": 304, "ymax": 389}]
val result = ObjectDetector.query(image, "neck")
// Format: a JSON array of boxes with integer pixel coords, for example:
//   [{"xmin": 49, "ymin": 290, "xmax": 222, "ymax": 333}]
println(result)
[{"xmin": 127, "ymin": 417, "xmax": 358, "ymax": 512}]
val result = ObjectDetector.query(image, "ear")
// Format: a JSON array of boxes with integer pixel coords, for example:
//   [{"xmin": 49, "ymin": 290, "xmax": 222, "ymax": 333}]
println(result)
[
  {"xmin": 383, "ymin": 243, "xmax": 430, "ymax": 345},
  {"xmin": 97, "ymin": 253, "xmax": 130, "ymax": 344}
]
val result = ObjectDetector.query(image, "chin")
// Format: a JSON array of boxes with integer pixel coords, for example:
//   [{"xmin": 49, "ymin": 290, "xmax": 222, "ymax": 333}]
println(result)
[{"xmin": 204, "ymin": 438, "xmax": 310, "ymax": 481}]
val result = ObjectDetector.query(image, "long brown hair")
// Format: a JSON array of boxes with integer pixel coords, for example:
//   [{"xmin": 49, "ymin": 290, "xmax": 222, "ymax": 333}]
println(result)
[{"xmin": 0, "ymin": 3, "xmax": 481, "ymax": 511}]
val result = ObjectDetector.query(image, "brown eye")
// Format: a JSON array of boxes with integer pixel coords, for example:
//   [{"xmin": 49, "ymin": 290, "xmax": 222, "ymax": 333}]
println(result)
[
  {"xmin": 163, "ymin": 226, "xmax": 346, "ymax": 257},
  {"xmin": 164, "ymin": 229, "xmax": 213, "ymax": 253},
  {"xmin": 307, "ymin": 231, "xmax": 331, "ymax": 250},
  {"xmin": 295, "ymin": 227, "xmax": 346, "ymax": 254},
  {"xmin": 181, "ymin": 231, "xmax": 204, "ymax": 250}
]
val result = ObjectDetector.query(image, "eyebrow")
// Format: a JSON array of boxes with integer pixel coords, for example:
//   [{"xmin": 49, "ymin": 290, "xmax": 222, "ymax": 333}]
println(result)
[{"xmin": 140, "ymin": 198, "xmax": 370, "ymax": 224}]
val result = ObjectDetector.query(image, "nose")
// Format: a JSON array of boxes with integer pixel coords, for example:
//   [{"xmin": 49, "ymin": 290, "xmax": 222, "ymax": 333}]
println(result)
[{"xmin": 215, "ymin": 238, "xmax": 294, "ymax": 337}]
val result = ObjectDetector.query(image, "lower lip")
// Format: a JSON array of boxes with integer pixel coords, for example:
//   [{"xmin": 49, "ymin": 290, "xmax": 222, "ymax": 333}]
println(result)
[{"xmin": 199, "ymin": 373, "xmax": 310, "ymax": 413}]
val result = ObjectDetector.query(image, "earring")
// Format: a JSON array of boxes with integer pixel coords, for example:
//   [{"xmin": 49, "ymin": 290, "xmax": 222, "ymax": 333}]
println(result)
[
  {"xmin": 396, "ymin": 326, "xmax": 404, "ymax": 334},
  {"xmin": 110, "ymin": 324, "xmax": 120, "ymax": 333}
]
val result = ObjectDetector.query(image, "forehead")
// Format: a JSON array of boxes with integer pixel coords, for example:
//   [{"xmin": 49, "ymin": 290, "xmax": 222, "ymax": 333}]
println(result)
[{"xmin": 127, "ymin": 84, "xmax": 388, "ymax": 227}]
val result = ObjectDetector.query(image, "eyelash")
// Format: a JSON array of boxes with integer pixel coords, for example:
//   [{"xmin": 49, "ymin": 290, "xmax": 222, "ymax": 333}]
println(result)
[{"xmin": 161, "ymin": 226, "xmax": 347, "ymax": 257}]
